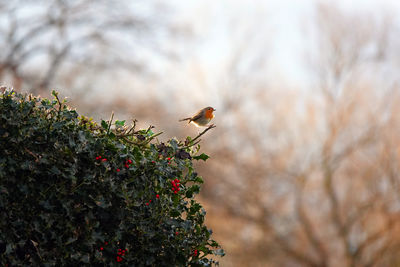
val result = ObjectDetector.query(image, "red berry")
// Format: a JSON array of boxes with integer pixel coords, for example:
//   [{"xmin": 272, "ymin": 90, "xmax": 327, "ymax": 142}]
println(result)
[
  {"xmin": 125, "ymin": 164, "xmax": 129, "ymax": 168},
  {"xmin": 156, "ymin": 194, "xmax": 160, "ymax": 199},
  {"xmin": 174, "ymin": 178, "xmax": 179, "ymax": 183},
  {"xmin": 116, "ymin": 168, "xmax": 120, "ymax": 172},
  {"xmin": 151, "ymin": 161, "xmax": 155, "ymax": 163},
  {"xmin": 102, "ymin": 158, "xmax": 107, "ymax": 162},
  {"xmin": 146, "ymin": 202, "xmax": 149, "ymax": 206},
  {"xmin": 149, "ymin": 199, "xmax": 152, "ymax": 202},
  {"xmin": 167, "ymin": 157, "xmax": 171, "ymax": 161},
  {"xmin": 128, "ymin": 159, "xmax": 132, "ymax": 164},
  {"xmin": 116, "ymin": 256, "xmax": 123, "ymax": 262},
  {"xmin": 98, "ymin": 156, "xmax": 102, "ymax": 159},
  {"xmin": 100, "ymin": 247, "xmax": 104, "ymax": 251},
  {"xmin": 175, "ymin": 231, "xmax": 179, "ymax": 235},
  {"xmin": 104, "ymin": 241, "xmax": 108, "ymax": 245}
]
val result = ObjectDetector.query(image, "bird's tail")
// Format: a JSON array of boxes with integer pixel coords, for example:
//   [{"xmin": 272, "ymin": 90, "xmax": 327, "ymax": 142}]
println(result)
[{"xmin": 179, "ymin": 117, "xmax": 191, "ymax": 123}]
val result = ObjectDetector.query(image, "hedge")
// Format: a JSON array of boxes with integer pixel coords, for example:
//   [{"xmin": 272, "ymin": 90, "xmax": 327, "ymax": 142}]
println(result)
[{"xmin": 0, "ymin": 89, "xmax": 223, "ymax": 266}]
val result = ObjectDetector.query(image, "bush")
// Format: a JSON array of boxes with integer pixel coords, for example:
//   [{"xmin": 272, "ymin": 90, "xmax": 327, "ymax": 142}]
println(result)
[{"xmin": 0, "ymin": 90, "xmax": 224, "ymax": 266}]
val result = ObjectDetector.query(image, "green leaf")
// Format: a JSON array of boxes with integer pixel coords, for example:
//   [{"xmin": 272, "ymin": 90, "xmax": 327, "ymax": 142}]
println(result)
[
  {"xmin": 101, "ymin": 119, "xmax": 108, "ymax": 129},
  {"xmin": 186, "ymin": 190, "xmax": 194, "ymax": 198},
  {"xmin": 170, "ymin": 209, "xmax": 180, "ymax": 217},
  {"xmin": 115, "ymin": 120, "xmax": 125, "ymax": 127},
  {"xmin": 193, "ymin": 153, "xmax": 209, "ymax": 161},
  {"xmin": 186, "ymin": 185, "xmax": 200, "ymax": 198},
  {"xmin": 194, "ymin": 177, "xmax": 204, "ymax": 183}
]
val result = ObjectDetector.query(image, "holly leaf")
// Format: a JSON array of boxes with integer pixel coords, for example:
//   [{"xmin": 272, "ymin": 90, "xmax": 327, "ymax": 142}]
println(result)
[
  {"xmin": 193, "ymin": 153, "xmax": 209, "ymax": 161},
  {"xmin": 101, "ymin": 120, "xmax": 108, "ymax": 129},
  {"xmin": 115, "ymin": 120, "xmax": 125, "ymax": 127}
]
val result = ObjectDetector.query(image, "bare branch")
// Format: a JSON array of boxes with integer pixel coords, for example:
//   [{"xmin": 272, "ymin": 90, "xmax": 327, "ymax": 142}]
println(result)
[{"xmin": 190, "ymin": 124, "xmax": 216, "ymax": 145}]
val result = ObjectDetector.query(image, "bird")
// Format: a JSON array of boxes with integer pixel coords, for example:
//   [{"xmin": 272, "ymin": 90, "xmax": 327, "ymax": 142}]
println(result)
[{"xmin": 179, "ymin": 107, "xmax": 216, "ymax": 127}]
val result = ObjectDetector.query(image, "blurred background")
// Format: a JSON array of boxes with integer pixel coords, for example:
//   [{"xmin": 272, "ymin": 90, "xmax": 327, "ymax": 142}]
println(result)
[{"xmin": 2, "ymin": 0, "xmax": 400, "ymax": 265}]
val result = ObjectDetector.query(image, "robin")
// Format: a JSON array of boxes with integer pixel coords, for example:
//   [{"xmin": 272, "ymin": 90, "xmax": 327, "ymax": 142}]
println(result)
[{"xmin": 179, "ymin": 107, "xmax": 216, "ymax": 127}]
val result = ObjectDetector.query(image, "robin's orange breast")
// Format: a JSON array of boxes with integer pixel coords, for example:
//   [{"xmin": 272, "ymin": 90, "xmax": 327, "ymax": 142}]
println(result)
[{"xmin": 204, "ymin": 109, "xmax": 214, "ymax": 119}]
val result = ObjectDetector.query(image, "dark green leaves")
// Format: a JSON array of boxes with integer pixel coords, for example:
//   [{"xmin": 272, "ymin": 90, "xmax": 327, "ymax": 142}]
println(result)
[
  {"xmin": 0, "ymin": 90, "xmax": 223, "ymax": 266},
  {"xmin": 193, "ymin": 153, "xmax": 209, "ymax": 161},
  {"xmin": 186, "ymin": 185, "xmax": 200, "ymax": 198},
  {"xmin": 101, "ymin": 119, "xmax": 108, "ymax": 130},
  {"xmin": 115, "ymin": 120, "xmax": 125, "ymax": 127}
]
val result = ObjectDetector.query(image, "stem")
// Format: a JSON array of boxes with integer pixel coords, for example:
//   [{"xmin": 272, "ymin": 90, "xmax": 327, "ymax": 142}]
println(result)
[
  {"xmin": 107, "ymin": 111, "xmax": 114, "ymax": 135},
  {"xmin": 190, "ymin": 124, "xmax": 216, "ymax": 145}
]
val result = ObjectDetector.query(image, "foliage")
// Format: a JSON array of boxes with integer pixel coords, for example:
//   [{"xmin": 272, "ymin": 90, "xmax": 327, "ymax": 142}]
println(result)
[{"xmin": 0, "ymin": 90, "xmax": 224, "ymax": 266}]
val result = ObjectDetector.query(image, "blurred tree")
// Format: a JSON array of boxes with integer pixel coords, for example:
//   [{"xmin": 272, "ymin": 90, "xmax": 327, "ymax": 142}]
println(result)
[
  {"xmin": 0, "ymin": 0, "xmax": 180, "ymax": 94},
  {"xmin": 188, "ymin": 3, "xmax": 400, "ymax": 267}
]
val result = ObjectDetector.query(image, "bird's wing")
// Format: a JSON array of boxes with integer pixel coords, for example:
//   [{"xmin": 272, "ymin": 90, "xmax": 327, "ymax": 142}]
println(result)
[{"xmin": 189, "ymin": 111, "xmax": 203, "ymax": 122}]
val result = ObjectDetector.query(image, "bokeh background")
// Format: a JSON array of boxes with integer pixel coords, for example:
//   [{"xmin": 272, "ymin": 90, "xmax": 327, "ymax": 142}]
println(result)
[{"xmin": 2, "ymin": 0, "xmax": 400, "ymax": 266}]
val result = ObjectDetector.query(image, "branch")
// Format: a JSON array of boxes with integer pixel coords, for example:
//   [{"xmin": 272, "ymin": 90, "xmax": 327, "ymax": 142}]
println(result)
[
  {"xmin": 190, "ymin": 124, "xmax": 216, "ymax": 145},
  {"xmin": 25, "ymin": 148, "xmax": 39, "ymax": 162},
  {"xmin": 52, "ymin": 90, "xmax": 63, "ymax": 112},
  {"xmin": 107, "ymin": 111, "xmax": 114, "ymax": 135},
  {"xmin": 295, "ymin": 191, "xmax": 328, "ymax": 265}
]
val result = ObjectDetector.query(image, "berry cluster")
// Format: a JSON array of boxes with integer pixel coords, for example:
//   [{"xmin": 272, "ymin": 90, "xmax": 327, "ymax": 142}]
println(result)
[
  {"xmin": 124, "ymin": 159, "xmax": 132, "ymax": 168},
  {"xmin": 99, "ymin": 241, "xmax": 108, "ymax": 252},
  {"xmin": 116, "ymin": 248, "xmax": 127, "ymax": 262},
  {"xmin": 99, "ymin": 241, "xmax": 127, "ymax": 263},
  {"xmin": 145, "ymin": 193, "xmax": 161, "ymax": 206},
  {"xmin": 95, "ymin": 155, "xmax": 107, "ymax": 162},
  {"xmin": 192, "ymin": 249, "xmax": 198, "ymax": 257},
  {"xmin": 171, "ymin": 178, "xmax": 180, "ymax": 194},
  {"xmin": 95, "ymin": 155, "xmax": 131, "ymax": 173}
]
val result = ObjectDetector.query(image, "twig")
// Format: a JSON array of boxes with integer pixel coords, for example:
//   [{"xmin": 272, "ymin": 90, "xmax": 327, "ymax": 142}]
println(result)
[
  {"xmin": 53, "ymin": 91, "xmax": 63, "ymax": 112},
  {"xmin": 146, "ymin": 125, "xmax": 155, "ymax": 133},
  {"xmin": 190, "ymin": 124, "xmax": 216, "ymax": 145},
  {"xmin": 30, "ymin": 240, "xmax": 42, "ymax": 260},
  {"xmin": 121, "ymin": 131, "xmax": 163, "ymax": 146},
  {"xmin": 25, "ymin": 148, "xmax": 39, "ymax": 162},
  {"xmin": 126, "ymin": 119, "xmax": 137, "ymax": 135},
  {"xmin": 107, "ymin": 111, "xmax": 114, "ymax": 135},
  {"xmin": 146, "ymin": 131, "xmax": 163, "ymax": 142},
  {"xmin": 189, "ymin": 139, "xmax": 201, "ymax": 148}
]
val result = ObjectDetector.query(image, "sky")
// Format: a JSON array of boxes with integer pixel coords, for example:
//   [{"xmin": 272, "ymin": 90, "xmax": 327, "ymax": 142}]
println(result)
[{"xmin": 161, "ymin": 0, "xmax": 400, "ymax": 90}]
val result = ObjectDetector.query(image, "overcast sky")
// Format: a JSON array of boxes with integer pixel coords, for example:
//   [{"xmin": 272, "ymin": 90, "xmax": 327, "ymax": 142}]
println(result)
[{"xmin": 160, "ymin": 0, "xmax": 400, "ymax": 89}]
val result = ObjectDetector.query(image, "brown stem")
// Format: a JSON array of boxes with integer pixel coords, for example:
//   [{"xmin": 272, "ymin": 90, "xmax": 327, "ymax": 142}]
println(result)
[{"xmin": 190, "ymin": 124, "xmax": 216, "ymax": 145}]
